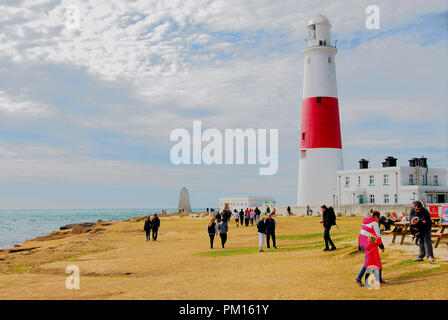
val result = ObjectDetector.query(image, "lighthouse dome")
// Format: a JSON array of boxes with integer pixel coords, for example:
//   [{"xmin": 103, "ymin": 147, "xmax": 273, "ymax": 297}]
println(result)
[{"xmin": 307, "ymin": 14, "xmax": 331, "ymax": 28}]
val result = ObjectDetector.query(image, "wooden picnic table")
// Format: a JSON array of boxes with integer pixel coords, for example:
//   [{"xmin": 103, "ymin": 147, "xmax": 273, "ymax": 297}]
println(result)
[
  {"xmin": 391, "ymin": 221, "xmax": 410, "ymax": 245},
  {"xmin": 432, "ymin": 223, "xmax": 448, "ymax": 248}
]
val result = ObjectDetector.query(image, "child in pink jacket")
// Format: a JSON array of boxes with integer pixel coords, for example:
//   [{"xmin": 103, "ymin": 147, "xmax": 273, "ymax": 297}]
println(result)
[{"xmin": 365, "ymin": 236, "xmax": 382, "ymax": 270}]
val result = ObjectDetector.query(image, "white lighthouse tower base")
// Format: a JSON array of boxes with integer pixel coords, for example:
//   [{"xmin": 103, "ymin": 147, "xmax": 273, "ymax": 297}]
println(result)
[{"xmin": 298, "ymin": 148, "xmax": 343, "ymax": 207}]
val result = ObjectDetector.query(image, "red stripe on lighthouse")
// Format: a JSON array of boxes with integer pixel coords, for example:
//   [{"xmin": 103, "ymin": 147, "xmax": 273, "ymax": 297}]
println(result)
[{"xmin": 300, "ymin": 96, "xmax": 342, "ymax": 149}]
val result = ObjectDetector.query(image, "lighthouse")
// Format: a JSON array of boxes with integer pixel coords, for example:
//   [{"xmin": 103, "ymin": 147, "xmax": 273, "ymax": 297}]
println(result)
[{"xmin": 297, "ymin": 15, "xmax": 343, "ymax": 207}]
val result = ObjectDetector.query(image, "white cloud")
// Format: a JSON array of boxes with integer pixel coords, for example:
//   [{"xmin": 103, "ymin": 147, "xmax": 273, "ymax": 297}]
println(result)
[
  {"xmin": 0, "ymin": 0, "xmax": 446, "ymax": 207},
  {"xmin": 0, "ymin": 90, "xmax": 52, "ymax": 117},
  {"xmin": 1, "ymin": 0, "xmax": 447, "ymax": 80}
]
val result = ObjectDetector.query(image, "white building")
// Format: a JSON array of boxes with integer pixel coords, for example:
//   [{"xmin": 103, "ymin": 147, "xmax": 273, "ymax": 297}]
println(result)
[
  {"xmin": 336, "ymin": 156, "xmax": 447, "ymax": 205},
  {"xmin": 218, "ymin": 197, "xmax": 276, "ymax": 212}
]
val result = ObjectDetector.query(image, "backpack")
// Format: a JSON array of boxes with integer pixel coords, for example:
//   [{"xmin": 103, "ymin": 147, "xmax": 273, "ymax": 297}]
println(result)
[{"xmin": 328, "ymin": 207, "xmax": 336, "ymax": 226}]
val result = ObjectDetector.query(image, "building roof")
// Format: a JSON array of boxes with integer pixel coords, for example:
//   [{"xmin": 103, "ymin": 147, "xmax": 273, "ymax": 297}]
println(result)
[{"xmin": 307, "ymin": 14, "xmax": 331, "ymax": 27}]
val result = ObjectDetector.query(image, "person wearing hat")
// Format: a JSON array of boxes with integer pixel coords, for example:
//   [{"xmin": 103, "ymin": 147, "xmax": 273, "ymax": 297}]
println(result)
[{"xmin": 265, "ymin": 214, "xmax": 277, "ymax": 250}]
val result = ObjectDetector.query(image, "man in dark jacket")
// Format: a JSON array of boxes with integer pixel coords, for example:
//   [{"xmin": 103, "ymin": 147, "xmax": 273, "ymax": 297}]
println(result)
[
  {"xmin": 410, "ymin": 201, "xmax": 434, "ymax": 262},
  {"xmin": 265, "ymin": 214, "xmax": 277, "ymax": 249},
  {"xmin": 239, "ymin": 209, "xmax": 245, "ymax": 225},
  {"xmin": 144, "ymin": 216, "xmax": 152, "ymax": 242},
  {"xmin": 320, "ymin": 205, "xmax": 336, "ymax": 251},
  {"xmin": 215, "ymin": 212, "xmax": 222, "ymax": 223},
  {"xmin": 151, "ymin": 214, "xmax": 160, "ymax": 241},
  {"xmin": 222, "ymin": 208, "xmax": 232, "ymax": 223}
]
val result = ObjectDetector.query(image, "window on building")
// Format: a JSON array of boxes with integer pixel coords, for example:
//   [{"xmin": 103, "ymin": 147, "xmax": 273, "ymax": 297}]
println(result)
[
  {"xmin": 357, "ymin": 176, "xmax": 361, "ymax": 185},
  {"xmin": 409, "ymin": 174, "xmax": 414, "ymax": 185},
  {"xmin": 301, "ymin": 132, "xmax": 305, "ymax": 140},
  {"xmin": 316, "ymin": 97, "xmax": 322, "ymax": 104},
  {"xmin": 345, "ymin": 176, "xmax": 350, "ymax": 186},
  {"xmin": 307, "ymin": 57, "xmax": 310, "ymax": 64},
  {"xmin": 328, "ymin": 57, "xmax": 331, "ymax": 63},
  {"xmin": 422, "ymin": 175, "xmax": 427, "ymax": 185},
  {"xmin": 383, "ymin": 174, "xmax": 389, "ymax": 185},
  {"xmin": 394, "ymin": 194, "xmax": 398, "ymax": 204},
  {"xmin": 370, "ymin": 194, "xmax": 375, "ymax": 203},
  {"xmin": 369, "ymin": 175, "xmax": 375, "ymax": 185},
  {"xmin": 434, "ymin": 175, "xmax": 439, "ymax": 185},
  {"xmin": 384, "ymin": 194, "xmax": 389, "ymax": 204}
]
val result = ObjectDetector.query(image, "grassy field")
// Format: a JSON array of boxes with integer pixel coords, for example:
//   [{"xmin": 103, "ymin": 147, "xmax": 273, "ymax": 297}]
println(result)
[{"xmin": 0, "ymin": 216, "xmax": 447, "ymax": 299}]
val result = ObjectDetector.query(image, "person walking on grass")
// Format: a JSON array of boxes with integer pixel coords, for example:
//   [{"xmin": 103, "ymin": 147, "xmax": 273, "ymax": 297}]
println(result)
[
  {"xmin": 306, "ymin": 205, "xmax": 313, "ymax": 216},
  {"xmin": 254, "ymin": 207, "xmax": 261, "ymax": 224},
  {"xmin": 215, "ymin": 211, "xmax": 222, "ymax": 223},
  {"xmin": 144, "ymin": 216, "xmax": 152, "ymax": 242},
  {"xmin": 257, "ymin": 216, "xmax": 267, "ymax": 252},
  {"xmin": 151, "ymin": 214, "xmax": 160, "ymax": 241},
  {"xmin": 222, "ymin": 204, "xmax": 232, "ymax": 223},
  {"xmin": 207, "ymin": 218, "xmax": 218, "ymax": 249},
  {"xmin": 265, "ymin": 214, "xmax": 277, "ymax": 250},
  {"xmin": 240, "ymin": 209, "xmax": 245, "ymax": 226},
  {"xmin": 410, "ymin": 201, "xmax": 435, "ymax": 262},
  {"xmin": 244, "ymin": 209, "xmax": 250, "ymax": 227},
  {"xmin": 234, "ymin": 210, "xmax": 240, "ymax": 227},
  {"xmin": 250, "ymin": 209, "xmax": 255, "ymax": 226},
  {"xmin": 320, "ymin": 205, "xmax": 336, "ymax": 251},
  {"xmin": 287, "ymin": 205, "xmax": 291, "ymax": 216},
  {"xmin": 218, "ymin": 220, "xmax": 228, "ymax": 248},
  {"xmin": 355, "ymin": 210, "xmax": 387, "ymax": 287}
]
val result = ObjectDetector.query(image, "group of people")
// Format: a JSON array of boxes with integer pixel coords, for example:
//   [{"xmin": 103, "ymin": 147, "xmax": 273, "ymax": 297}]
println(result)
[
  {"xmin": 213, "ymin": 206, "xmax": 275, "ymax": 228},
  {"xmin": 207, "ymin": 205, "xmax": 277, "ymax": 251},
  {"xmin": 232, "ymin": 207, "xmax": 261, "ymax": 227},
  {"xmin": 354, "ymin": 200, "xmax": 435, "ymax": 288},
  {"xmin": 143, "ymin": 201, "xmax": 436, "ymax": 288},
  {"xmin": 143, "ymin": 214, "xmax": 161, "ymax": 242}
]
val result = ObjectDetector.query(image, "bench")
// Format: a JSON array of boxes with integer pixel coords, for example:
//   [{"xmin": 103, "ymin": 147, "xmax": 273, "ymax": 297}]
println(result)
[
  {"xmin": 431, "ymin": 223, "xmax": 448, "ymax": 248},
  {"xmin": 391, "ymin": 222, "xmax": 411, "ymax": 245}
]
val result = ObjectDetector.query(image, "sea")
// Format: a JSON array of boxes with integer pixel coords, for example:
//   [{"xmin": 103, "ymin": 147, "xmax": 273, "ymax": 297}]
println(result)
[{"xmin": 0, "ymin": 208, "xmax": 207, "ymax": 249}]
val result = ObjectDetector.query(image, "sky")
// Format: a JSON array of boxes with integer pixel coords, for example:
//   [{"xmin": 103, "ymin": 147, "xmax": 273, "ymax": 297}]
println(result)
[{"xmin": 0, "ymin": 0, "xmax": 447, "ymax": 209}]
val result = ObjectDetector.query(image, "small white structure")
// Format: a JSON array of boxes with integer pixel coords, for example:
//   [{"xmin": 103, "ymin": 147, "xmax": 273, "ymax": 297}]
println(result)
[
  {"xmin": 336, "ymin": 156, "xmax": 447, "ymax": 205},
  {"xmin": 218, "ymin": 197, "xmax": 276, "ymax": 212},
  {"xmin": 298, "ymin": 14, "xmax": 343, "ymax": 207}
]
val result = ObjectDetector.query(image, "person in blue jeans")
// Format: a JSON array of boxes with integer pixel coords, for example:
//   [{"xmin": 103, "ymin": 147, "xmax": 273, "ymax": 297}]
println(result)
[{"xmin": 356, "ymin": 211, "xmax": 387, "ymax": 286}]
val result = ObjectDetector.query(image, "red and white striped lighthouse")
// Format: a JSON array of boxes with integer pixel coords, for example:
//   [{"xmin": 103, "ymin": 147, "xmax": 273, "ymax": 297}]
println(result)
[{"xmin": 298, "ymin": 14, "xmax": 343, "ymax": 207}]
